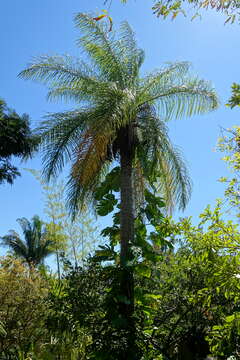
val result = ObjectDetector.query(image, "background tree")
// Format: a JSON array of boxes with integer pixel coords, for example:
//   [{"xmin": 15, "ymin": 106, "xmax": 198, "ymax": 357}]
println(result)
[
  {"xmin": 40, "ymin": 178, "xmax": 68, "ymax": 279},
  {"xmin": 0, "ymin": 256, "xmax": 49, "ymax": 358},
  {"xmin": 19, "ymin": 13, "xmax": 218, "ymax": 359},
  {"xmin": 63, "ymin": 211, "xmax": 99, "ymax": 268},
  {"xmin": 149, "ymin": 203, "xmax": 240, "ymax": 359},
  {"xmin": 218, "ymin": 125, "xmax": 240, "ymax": 219},
  {"xmin": 0, "ymin": 99, "xmax": 38, "ymax": 185},
  {"xmin": 1, "ymin": 216, "xmax": 54, "ymax": 268},
  {"xmin": 28, "ymin": 169, "xmax": 100, "ymax": 272}
]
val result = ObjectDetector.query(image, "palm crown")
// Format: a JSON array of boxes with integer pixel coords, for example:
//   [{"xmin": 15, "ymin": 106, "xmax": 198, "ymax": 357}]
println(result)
[
  {"xmin": 1, "ymin": 216, "xmax": 53, "ymax": 267},
  {"xmin": 19, "ymin": 13, "xmax": 219, "ymax": 215}
]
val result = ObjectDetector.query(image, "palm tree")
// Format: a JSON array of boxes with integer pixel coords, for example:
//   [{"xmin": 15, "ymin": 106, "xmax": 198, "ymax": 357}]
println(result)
[
  {"xmin": 19, "ymin": 13, "xmax": 219, "ymax": 358},
  {"xmin": 1, "ymin": 216, "xmax": 53, "ymax": 268}
]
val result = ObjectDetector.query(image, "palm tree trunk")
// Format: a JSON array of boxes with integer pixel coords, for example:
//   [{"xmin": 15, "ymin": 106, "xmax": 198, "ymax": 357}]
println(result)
[
  {"xmin": 119, "ymin": 125, "xmax": 138, "ymax": 359},
  {"xmin": 120, "ymin": 146, "xmax": 134, "ymax": 267}
]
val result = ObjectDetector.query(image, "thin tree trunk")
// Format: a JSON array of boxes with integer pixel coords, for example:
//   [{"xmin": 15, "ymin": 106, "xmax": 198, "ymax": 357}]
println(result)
[
  {"xmin": 72, "ymin": 239, "xmax": 78, "ymax": 269},
  {"xmin": 56, "ymin": 250, "xmax": 61, "ymax": 280},
  {"xmin": 69, "ymin": 226, "xmax": 78, "ymax": 268},
  {"xmin": 81, "ymin": 225, "xmax": 84, "ymax": 266},
  {"xmin": 51, "ymin": 218, "xmax": 61, "ymax": 280}
]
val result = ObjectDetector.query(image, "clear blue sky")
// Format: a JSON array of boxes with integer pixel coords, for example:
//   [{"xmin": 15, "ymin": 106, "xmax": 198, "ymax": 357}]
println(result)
[{"xmin": 0, "ymin": 0, "xmax": 239, "ymax": 240}]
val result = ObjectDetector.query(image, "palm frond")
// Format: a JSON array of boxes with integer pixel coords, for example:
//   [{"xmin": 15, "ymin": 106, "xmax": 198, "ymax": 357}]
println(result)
[
  {"xmin": 46, "ymin": 86, "xmax": 90, "ymax": 103},
  {"xmin": 138, "ymin": 72, "xmax": 219, "ymax": 120},
  {"xmin": 1, "ymin": 216, "xmax": 53, "ymax": 266},
  {"xmin": 66, "ymin": 130, "xmax": 112, "ymax": 216},
  {"xmin": 119, "ymin": 21, "xmax": 145, "ymax": 82},
  {"xmin": 38, "ymin": 110, "xmax": 90, "ymax": 180},
  {"xmin": 46, "ymin": 75, "xmax": 115, "ymax": 105},
  {"xmin": 136, "ymin": 105, "xmax": 191, "ymax": 211},
  {"xmin": 157, "ymin": 144, "xmax": 192, "ymax": 212},
  {"xmin": 66, "ymin": 163, "xmax": 110, "ymax": 218},
  {"xmin": 159, "ymin": 84, "xmax": 218, "ymax": 120},
  {"xmin": 75, "ymin": 13, "xmax": 128, "ymax": 86},
  {"xmin": 1, "ymin": 231, "xmax": 28, "ymax": 259},
  {"xmin": 19, "ymin": 55, "xmax": 107, "ymax": 105},
  {"xmin": 138, "ymin": 62, "xmax": 191, "ymax": 99},
  {"xmin": 19, "ymin": 55, "xmax": 94, "ymax": 86},
  {"xmin": 16, "ymin": 217, "xmax": 35, "ymax": 256}
]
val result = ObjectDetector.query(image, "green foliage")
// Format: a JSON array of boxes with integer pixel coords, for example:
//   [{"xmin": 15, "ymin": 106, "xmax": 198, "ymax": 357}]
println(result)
[
  {"xmin": 44, "ymin": 261, "xmax": 106, "ymax": 359},
  {"xmin": 152, "ymin": 0, "xmax": 240, "ymax": 23},
  {"xmin": 42, "ymin": 189, "xmax": 176, "ymax": 359},
  {"xmin": 93, "ymin": 166, "xmax": 174, "ymax": 265},
  {"xmin": 147, "ymin": 203, "xmax": 240, "ymax": 359},
  {"xmin": 0, "ymin": 99, "xmax": 38, "ymax": 185},
  {"xmin": 2, "ymin": 200, "xmax": 239, "ymax": 359},
  {"xmin": 45, "ymin": 258, "xmax": 154, "ymax": 359},
  {"xmin": 84, "ymin": 168, "xmax": 176, "ymax": 358},
  {"xmin": 0, "ymin": 257, "xmax": 49, "ymax": 358},
  {"xmin": 72, "ymin": 194, "xmax": 240, "ymax": 359},
  {"xmin": 212, "ymin": 126, "xmax": 240, "ymax": 357},
  {"xmin": 114, "ymin": 0, "xmax": 240, "ymax": 23}
]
